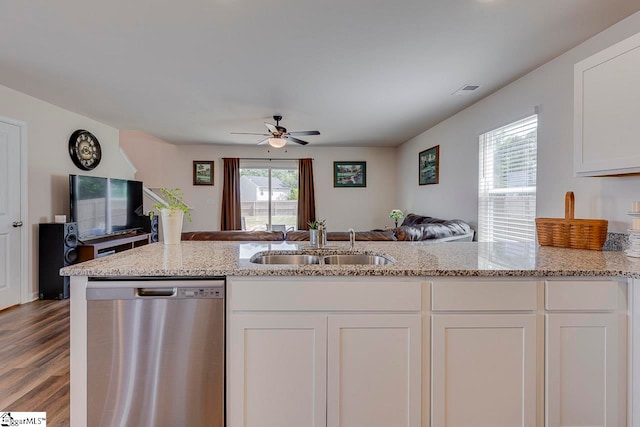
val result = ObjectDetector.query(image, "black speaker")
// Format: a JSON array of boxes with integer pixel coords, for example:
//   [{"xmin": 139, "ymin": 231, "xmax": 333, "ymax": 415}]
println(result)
[
  {"xmin": 140, "ymin": 215, "xmax": 159, "ymax": 243},
  {"xmin": 39, "ymin": 222, "xmax": 78, "ymax": 300}
]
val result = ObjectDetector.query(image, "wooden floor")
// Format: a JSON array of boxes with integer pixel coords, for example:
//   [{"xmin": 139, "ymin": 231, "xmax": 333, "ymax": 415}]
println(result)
[{"xmin": 0, "ymin": 299, "xmax": 70, "ymax": 426}]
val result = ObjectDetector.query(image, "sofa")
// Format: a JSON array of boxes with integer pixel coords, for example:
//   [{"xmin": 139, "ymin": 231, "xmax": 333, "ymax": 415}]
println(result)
[
  {"xmin": 393, "ymin": 213, "xmax": 474, "ymax": 241},
  {"xmin": 181, "ymin": 230, "xmax": 396, "ymax": 242},
  {"xmin": 181, "ymin": 214, "xmax": 474, "ymax": 242},
  {"xmin": 285, "ymin": 230, "xmax": 397, "ymax": 241}
]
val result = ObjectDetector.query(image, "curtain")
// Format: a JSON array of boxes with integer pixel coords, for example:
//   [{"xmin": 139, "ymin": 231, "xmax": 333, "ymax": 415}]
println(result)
[
  {"xmin": 297, "ymin": 158, "xmax": 316, "ymax": 230},
  {"xmin": 221, "ymin": 158, "xmax": 243, "ymax": 230}
]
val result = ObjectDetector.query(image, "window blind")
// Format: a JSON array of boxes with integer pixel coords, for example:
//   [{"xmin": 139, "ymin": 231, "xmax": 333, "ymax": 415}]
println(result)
[{"xmin": 478, "ymin": 114, "xmax": 537, "ymax": 242}]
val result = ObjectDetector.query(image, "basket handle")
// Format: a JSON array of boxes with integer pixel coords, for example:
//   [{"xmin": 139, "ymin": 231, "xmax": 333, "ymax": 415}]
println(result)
[{"xmin": 564, "ymin": 191, "xmax": 575, "ymax": 220}]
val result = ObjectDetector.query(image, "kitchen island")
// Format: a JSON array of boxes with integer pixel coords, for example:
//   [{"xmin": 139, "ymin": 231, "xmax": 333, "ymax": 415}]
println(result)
[{"xmin": 62, "ymin": 241, "xmax": 640, "ymax": 427}]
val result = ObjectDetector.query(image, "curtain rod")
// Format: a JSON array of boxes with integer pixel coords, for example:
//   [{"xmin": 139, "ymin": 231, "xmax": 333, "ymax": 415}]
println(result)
[{"xmin": 222, "ymin": 157, "xmax": 314, "ymax": 161}]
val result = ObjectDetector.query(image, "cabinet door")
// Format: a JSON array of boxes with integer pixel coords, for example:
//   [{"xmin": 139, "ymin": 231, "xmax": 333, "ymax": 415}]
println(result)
[
  {"xmin": 228, "ymin": 314, "xmax": 327, "ymax": 427},
  {"xmin": 432, "ymin": 314, "xmax": 538, "ymax": 427},
  {"xmin": 546, "ymin": 313, "xmax": 626, "ymax": 427},
  {"xmin": 327, "ymin": 314, "xmax": 421, "ymax": 427},
  {"xmin": 574, "ymin": 31, "xmax": 640, "ymax": 176}
]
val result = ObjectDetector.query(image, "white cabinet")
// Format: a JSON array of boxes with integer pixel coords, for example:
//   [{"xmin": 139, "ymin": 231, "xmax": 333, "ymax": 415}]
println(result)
[
  {"xmin": 227, "ymin": 277, "xmax": 423, "ymax": 427},
  {"xmin": 227, "ymin": 277, "xmax": 630, "ymax": 427},
  {"xmin": 545, "ymin": 313, "xmax": 626, "ymax": 427},
  {"xmin": 327, "ymin": 314, "xmax": 421, "ymax": 427},
  {"xmin": 430, "ymin": 280, "xmax": 542, "ymax": 427},
  {"xmin": 574, "ymin": 31, "xmax": 640, "ymax": 176},
  {"xmin": 229, "ymin": 312, "xmax": 422, "ymax": 427},
  {"xmin": 544, "ymin": 279, "xmax": 627, "ymax": 427},
  {"xmin": 227, "ymin": 314, "xmax": 327, "ymax": 427},
  {"xmin": 431, "ymin": 314, "xmax": 538, "ymax": 427}
]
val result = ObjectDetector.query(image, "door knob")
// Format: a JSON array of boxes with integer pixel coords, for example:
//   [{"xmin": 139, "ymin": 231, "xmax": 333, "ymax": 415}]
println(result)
[{"xmin": 12, "ymin": 221, "xmax": 23, "ymax": 228}]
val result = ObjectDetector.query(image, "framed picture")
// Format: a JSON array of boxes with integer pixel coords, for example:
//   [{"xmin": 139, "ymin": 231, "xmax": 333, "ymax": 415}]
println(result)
[
  {"xmin": 334, "ymin": 161, "xmax": 366, "ymax": 187},
  {"xmin": 418, "ymin": 145, "xmax": 439, "ymax": 185},
  {"xmin": 193, "ymin": 160, "xmax": 214, "ymax": 185}
]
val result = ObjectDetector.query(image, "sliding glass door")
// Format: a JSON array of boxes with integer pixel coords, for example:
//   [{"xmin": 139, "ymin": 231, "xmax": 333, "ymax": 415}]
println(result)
[{"xmin": 239, "ymin": 161, "xmax": 298, "ymax": 231}]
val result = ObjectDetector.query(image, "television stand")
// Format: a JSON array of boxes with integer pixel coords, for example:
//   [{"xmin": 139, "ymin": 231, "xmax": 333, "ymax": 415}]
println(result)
[{"xmin": 77, "ymin": 232, "xmax": 151, "ymax": 262}]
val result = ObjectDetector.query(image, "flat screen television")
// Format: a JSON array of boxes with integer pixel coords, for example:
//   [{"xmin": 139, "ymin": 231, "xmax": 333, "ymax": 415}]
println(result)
[{"xmin": 69, "ymin": 174, "xmax": 144, "ymax": 241}]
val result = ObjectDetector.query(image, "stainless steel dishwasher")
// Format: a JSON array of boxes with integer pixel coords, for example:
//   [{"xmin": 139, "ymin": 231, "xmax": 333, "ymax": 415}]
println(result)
[{"xmin": 86, "ymin": 279, "xmax": 225, "ymax": 427}]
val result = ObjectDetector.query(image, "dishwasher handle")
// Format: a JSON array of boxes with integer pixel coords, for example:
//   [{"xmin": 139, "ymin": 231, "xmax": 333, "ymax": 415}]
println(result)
[{"xmin": 136, "ymin": 288, "xmax": 176, "ymax": 297}]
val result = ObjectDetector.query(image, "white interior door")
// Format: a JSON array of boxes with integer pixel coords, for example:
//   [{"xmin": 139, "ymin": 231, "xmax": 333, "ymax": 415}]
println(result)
[{"xmin": 0, "ymin": 120, "xmax": 23, "ymax": 310}]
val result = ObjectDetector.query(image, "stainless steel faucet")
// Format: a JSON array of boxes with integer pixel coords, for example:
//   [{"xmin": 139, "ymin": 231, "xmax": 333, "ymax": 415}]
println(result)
[{"xmin": 348, "ymin": 228, "xmax": 355, "ymax": 250}]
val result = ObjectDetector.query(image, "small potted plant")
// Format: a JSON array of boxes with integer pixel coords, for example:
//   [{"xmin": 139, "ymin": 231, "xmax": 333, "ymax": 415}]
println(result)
[
  {"xmin": 153, "ymin": 188, "xmax": 192, "ymax": 244},
  {"xmin": 307, "ymin": 219, "xmax": 326, "ymax": 246},
  {"xmin": 389, "ymin": 209, "xmax": 405, "ymax": 228}
]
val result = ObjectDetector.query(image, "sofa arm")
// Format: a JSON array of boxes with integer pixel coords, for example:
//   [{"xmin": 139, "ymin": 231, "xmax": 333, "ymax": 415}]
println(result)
[{"xmin": 181, "ymin": 231, "xmax": 285, "ymax": 241}]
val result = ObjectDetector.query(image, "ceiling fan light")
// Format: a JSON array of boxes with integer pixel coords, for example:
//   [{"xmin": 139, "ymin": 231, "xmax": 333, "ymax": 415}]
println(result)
[{"xmin": 268, "ymin": 137, "xmax": 286, "ymax": 148}]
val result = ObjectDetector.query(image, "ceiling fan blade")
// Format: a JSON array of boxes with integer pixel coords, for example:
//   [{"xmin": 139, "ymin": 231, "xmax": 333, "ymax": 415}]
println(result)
[
  {"xmin": 264, "ymin": 123, "xmax": 279, "ymax": 135},
  {"xmin": 257, "ymin": 137, "xmax": 270, "ymax": 145},
  {"xmin": 287, "ymin": 130, "xmax": 320, "ymax": 136},
  {"xmin": 286, "ymin": 136, "xmax": 309, "ymax": 146},
  {"xmin": 231, "ymin": 132, "xmax": 271, "ymax": 136}
]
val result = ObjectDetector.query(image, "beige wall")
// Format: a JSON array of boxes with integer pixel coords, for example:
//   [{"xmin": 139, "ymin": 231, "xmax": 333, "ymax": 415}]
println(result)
[
  {"xmin": 120, "ymin": 132, "xmax": 399, "ymax": 232},
  {"xmin": 0, "ymin": 83, "xmax": 134, "ymax": 301},
  {"xmin": 397, "ymin": 11, "xmax": 640, "ymax": 233}
]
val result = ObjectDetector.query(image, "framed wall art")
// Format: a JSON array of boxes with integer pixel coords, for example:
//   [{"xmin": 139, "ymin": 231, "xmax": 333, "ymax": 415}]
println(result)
[
  {"xmin": 419, "ymin": 145, "xmax": 439, "ymax": 185},
  {"xmin": 334, "ymin": 161, "xmax": 366, "ymax": 187},
  {"xmin": 193, "ymin": 160, "xmax": 214, "ymax": 185}
]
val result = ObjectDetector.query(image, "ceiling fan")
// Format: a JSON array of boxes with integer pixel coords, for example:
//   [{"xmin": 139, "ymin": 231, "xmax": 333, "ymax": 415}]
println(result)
[{"xmin": 231, "ymin": 115, "xmax": 320, "ymax": 148}]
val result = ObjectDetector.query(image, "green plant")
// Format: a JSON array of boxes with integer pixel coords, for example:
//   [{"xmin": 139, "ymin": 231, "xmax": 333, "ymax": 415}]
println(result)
[
  {"xmin": 307, "ymin": 218, "xmax": 326, "ymax": 230},
  {"xmin": 389, "ymin": 209, "xmax": 404, "ymax": 227},
  {"xmin": 389, "ymin": 209, "xmax": 404, "ymax": 220},
  {"xmin": 153, "ymin": 188, "xmax": 192, "ymax": 222}
]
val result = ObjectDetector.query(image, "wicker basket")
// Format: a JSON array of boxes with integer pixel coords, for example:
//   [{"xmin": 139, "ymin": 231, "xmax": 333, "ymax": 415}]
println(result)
[{"xmin": 535, "ymin": 192, "xmax": 608, "ymax": 250}]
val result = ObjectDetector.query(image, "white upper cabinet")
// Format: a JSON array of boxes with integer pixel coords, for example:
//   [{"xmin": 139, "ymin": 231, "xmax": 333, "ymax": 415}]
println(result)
[{"xmin": 574, "ymin": 31, "xmax": 640, "ymax": 176}]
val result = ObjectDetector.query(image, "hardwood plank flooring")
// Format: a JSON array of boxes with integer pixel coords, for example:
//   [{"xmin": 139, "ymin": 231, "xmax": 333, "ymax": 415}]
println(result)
[{"xmin": 0, "ymin": 299, "xmax": 70, "ymax": 426}]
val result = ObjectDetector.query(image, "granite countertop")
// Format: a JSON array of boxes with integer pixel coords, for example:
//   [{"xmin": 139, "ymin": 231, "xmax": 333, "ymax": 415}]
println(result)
[{"xmin": 59, "ymin": 240, "xmax": 640, "ymax": 278}]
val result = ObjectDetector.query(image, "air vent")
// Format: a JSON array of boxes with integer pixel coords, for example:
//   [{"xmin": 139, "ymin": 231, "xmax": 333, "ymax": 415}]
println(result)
[{"xmin": 453, "ymin": 84, "xmax": 483, "ymax": 96}]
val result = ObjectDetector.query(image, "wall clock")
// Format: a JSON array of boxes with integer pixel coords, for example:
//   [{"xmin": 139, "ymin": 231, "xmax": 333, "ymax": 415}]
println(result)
[{"xmin": 69, "ymin": 129, "xmax": 102, "ymax": 170}]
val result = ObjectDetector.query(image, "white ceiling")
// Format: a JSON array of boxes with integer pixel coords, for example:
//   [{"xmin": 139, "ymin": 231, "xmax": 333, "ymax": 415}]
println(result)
[{"xmin": 1, "ymin": 0, "xmax": 639, "ymax": 147}]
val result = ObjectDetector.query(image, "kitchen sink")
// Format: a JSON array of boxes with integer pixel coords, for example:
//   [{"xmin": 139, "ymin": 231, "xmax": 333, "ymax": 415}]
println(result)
[
  {"xmin": 250, "ymin": 254, "xmax": 321, "ymax": 265},
  {"xmin": 249, "ymin": 252, "xmax": 394, "ymax": 265},
  {"xmin": 322, "ymin": 254, "xmax": 393, "ymax": 265}
]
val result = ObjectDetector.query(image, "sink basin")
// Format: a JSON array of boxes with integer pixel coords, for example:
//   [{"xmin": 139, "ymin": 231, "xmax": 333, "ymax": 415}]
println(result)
[
  {"xmin": 322, "ymin": 254, "xmax": 393, "ymax": 265},
  {"xmin": 250, "ymin": 254, "xmax": 321, "ymax": 265}
]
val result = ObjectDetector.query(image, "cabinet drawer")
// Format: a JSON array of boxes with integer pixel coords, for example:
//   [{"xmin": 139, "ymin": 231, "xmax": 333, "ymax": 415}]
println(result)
[
  {"xmin": 229, "ymin": 278, "xmax": 422, "ymax": 312},
  {"xmin": 545, "ymin": 280, "xmax": 621, "ymax": 311},
  {"xmin": 432, "ymin": 280, "xmax": 539, "ymax": 312}
]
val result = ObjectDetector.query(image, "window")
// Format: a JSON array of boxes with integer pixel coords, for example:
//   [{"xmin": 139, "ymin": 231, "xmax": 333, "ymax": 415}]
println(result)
[
  {"xmin": 239, "ymin": 161, "xmax": 298, "ymax": 231},
  {"xmin": 478, "ymin": 114, "xmax": 537, "ymax": 242}
]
